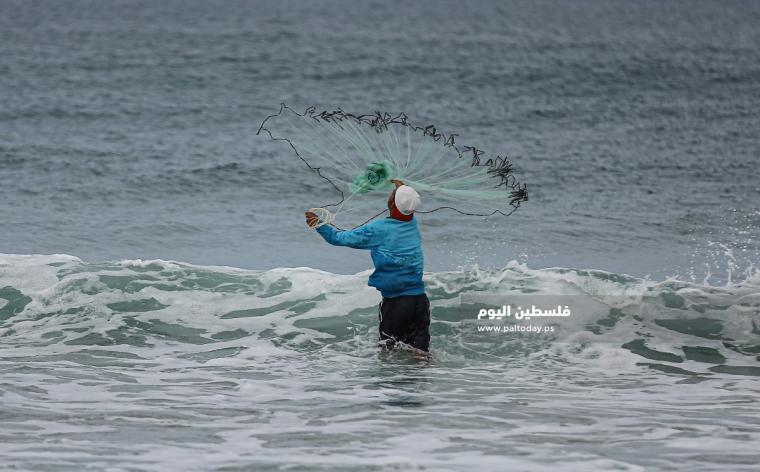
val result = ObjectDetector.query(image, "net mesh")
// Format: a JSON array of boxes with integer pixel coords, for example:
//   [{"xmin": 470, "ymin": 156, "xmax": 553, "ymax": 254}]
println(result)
[{"xmin": 257, "ymin": 103, "xmax": 528, "ymax": 229}]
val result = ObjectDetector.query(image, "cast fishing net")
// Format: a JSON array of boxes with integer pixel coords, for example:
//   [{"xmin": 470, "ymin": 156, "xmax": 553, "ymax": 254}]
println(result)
[{"xmin": 257, "ymin": 104, "xmax": 528, "ymax": 229}]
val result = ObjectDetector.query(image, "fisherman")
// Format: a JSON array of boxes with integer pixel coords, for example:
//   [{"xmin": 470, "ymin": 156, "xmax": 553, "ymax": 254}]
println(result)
[{"xmin": 305, "ymin": 179, "xmax": 430, "ymax": 353}]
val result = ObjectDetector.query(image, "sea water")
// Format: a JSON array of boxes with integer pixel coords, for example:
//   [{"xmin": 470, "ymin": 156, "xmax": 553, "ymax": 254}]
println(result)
[{"xmin": 1, "ymin": 0, "xmax": 759, "ymax": 470}]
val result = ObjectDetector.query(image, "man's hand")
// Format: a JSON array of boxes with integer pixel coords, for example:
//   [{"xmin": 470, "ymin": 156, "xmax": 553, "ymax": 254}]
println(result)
[
  {"xmin": 305, "ymin": 211, "xmax": 320, "ymax": 228},
  {"xmin": 390, "ymin": 179, "xmax": 404, "ymax": 188}
]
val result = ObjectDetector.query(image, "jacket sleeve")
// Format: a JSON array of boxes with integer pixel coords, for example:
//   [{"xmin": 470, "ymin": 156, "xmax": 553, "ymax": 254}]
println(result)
[{"xmin": 315, "ymin": 222, "xmax": 384, "ymax": 250}]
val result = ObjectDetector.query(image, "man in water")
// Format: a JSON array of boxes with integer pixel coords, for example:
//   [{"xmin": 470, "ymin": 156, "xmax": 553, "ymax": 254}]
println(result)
[{"xmin": 304, "ymin": 180, "xmax": 430, "ymax": 353}]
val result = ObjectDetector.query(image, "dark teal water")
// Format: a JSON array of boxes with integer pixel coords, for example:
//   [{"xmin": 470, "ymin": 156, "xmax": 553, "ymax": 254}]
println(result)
[{"xmin": 1, "ymin": 0, "xmax": 759, "ymax": 278}]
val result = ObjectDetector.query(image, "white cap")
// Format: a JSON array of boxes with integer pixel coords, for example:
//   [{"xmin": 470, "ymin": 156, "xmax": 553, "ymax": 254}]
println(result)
[{"xmin": 394, "ymin": 185, "xmax": 421, "ymax": 215}]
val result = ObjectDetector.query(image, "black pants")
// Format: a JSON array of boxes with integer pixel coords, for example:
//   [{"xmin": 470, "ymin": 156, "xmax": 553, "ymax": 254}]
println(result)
[{"xmin": 379, "ymin": 293, "xmax": 430, "ymax": 352}]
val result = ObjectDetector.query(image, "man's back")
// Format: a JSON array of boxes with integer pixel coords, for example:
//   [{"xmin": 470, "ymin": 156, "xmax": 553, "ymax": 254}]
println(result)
[
  {"xmin": 315, "ymin": 217, "xmax": 425, "ymax": 298},
  {"xmin": 365, "ymin": 218, "xmax": 424, "ymax": 298}
]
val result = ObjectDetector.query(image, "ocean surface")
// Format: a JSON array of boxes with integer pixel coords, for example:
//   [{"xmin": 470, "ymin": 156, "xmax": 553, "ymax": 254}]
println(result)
[{"xmin": 1, "ymin": 0, "xmax": 759, "ymax": 470}]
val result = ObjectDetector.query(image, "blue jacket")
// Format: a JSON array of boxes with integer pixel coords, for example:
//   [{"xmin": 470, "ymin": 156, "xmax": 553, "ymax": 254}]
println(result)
[{"xmin": 316, "ymin": 217, "xmax": 425, "ymax": 298}]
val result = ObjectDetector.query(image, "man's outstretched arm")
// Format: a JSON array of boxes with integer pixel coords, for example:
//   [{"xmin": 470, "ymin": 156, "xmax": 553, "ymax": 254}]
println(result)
[{"xmin": 304, "ymin": 211, "xmax": 382, "ymax": 250}]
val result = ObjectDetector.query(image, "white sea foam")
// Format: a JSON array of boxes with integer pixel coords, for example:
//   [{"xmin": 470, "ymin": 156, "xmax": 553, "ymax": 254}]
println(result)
[{"xmin": 1, "ymin": 253, "xmax": 758, "ymax": 471}]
